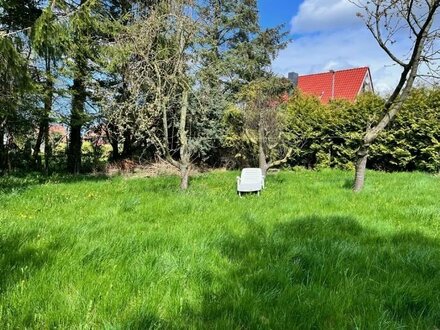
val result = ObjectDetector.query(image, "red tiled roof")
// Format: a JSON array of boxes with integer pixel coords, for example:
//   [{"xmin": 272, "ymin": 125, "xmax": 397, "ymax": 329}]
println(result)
[
  {"xmin": 49, "ymin": 124, "xmax": 67, "ymax": 136},
  {"xmin": 297, "ymin": 67, "xmax": 370, "ymax": 104}
]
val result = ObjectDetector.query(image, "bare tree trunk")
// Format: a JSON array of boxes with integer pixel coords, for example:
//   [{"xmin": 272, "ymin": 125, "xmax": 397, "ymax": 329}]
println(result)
[
  {"xmin": 353, "ymin": 144, "xmax": 369, "ymax": 192},
  {"xmin": 43, "ymin": 62, "xmax": 53, "ymax": 175},
  {"xmin": 180, "ymin": 164, "xmax": 190, "ymax": 190},
  {"xmin": 106, "ymin": 123, "xmax": 120, "ymax": 161},
  {"xmin": 0, "ymin": 120, "xmax": 6, "ymax": 174},
  {"xmin": 258, "ymin": 116, "xmax": 293, "ymax": 176},
  {"xmin": 258, "ymin": 117, "xmax": 268, "ymax": 176},
  {"xmin": 352, "ymin": 4, "xmax": 436, "ymax": 191},
  {"xmin": 267, "ymin": 148, "xmax": 293, "ymax": 173},
  {"xmin": 122, "ymin": 129, "xmax": 133, "ymax": 159},
  {"xmin": 179, "ymin": 89, "xmax": 190, "ymax": 190},
  {"xmin": 43, "ymin": 122, "xmax": 50, "ymax": 175},
  {"xmin": 5, "ymin": 130, "xmax": 12, "ymax": 173},
  {"xmin": 33, "ymin": 124, "xmax": 44, "ymax": 168},
  {"xmin": 68, "ymin": 67, "xmax": 87, "ymax": 175},
  {"xmin": 258, "ymin": 146, "xmax": 268, "ymax": 175}
]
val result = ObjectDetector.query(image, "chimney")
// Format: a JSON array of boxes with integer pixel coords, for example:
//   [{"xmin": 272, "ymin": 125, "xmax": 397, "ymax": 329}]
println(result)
[
  {"xmin": 330, "ymin": 70, "xmax": 335, "ymax": 100},
  {"xmin": 288, "ymin": 72, "xmax": 299, "ymax": 88}
]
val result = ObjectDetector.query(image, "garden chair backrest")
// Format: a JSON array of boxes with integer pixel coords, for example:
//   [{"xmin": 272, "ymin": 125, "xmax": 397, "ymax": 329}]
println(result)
[{"xmin": 241, "ymin": 168, "xmax": 264, "ymax": 184}]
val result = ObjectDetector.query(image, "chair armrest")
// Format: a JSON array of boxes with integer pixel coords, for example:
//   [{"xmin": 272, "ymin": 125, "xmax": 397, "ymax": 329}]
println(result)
[{"xmin": 236, "ymin": 176, "xmax": 241, "ymax": 184}]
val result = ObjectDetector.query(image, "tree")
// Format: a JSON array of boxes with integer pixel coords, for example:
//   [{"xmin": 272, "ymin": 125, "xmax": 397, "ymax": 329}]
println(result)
[
  {"xmin": 0, "ymin": 0, "xmax": 39, "ymax": 174},
  {"xmin": 111, "ymin": 0, "xmax": 202, "ymax": 189},
  {"xmin": 198, "ymin": 0, "xmax": 287, "ymax": 93},
  {"xmin": 97, "ymin": 0, "xmax": 158, "ymax": 161},
  {"xmin": 196, "ymin": 0, "xmax": 288, "ymax": 165},
  {"xmin": 107, "ymin": 0, "xmax": 288, "ymax": 188},
  {"xmin": 31, "ymin": 2, "xmax": 68, "ymax": 173},
  {"xmin": 0, "ymin": 0, "xmax": 41, "ymax": 31},
  {"xmin": 0, "ymin": 37, "xmax": 33, "ymax": 173},
  {"xmin": 66, "ymin": 0, "xmax": 111, "ymax": 174},
  {"xmin": 351, "ymin": 0, "xmax": 440, "ymax": 191},
  {"xmin": 239, "ymin": 76, "xmax": 293, "ymax": 176}
]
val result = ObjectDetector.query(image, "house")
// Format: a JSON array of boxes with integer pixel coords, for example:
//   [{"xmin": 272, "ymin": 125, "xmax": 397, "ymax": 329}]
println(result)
[
  {"xmin": 288, "ymin": 67, "xmax": 374, "ymax": 104},
  {"xmin": 83, "ymin": 125, "xmax": 108, "ymax": 146},
  {"xmin": 49, "ymin": 124, "xmax": 68, "ymax": 143}
]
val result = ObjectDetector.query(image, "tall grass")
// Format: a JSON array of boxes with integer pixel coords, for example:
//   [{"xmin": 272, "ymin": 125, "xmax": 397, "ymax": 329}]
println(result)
[{"xmin": 0, "ymin": 169, "xmax": 439, "ymax": 328}]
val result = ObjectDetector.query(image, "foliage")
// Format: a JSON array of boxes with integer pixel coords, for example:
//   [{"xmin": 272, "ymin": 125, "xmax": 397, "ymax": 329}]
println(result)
[
  {"xmin": 1, "ymin": 0, "xmax": 439, "ymax": 179},
  {"xmin": 0, "ymin": 0, "xmax": 41, "ymax": 30},
  {"xmin": 223, "ymin": 104, "xmax": 257, "ymax": 167},
  {"xmin": 30, "ymin": 6, "xmax": 68, "ymax": 62},
  {"xmin": 228, "ymin": 76, "xmax": 292, "ymax": 172},
  {"xmin": 0, "ymin": 35, "xmax": 35, "ymax": 174},
  {"xmin": 283, "ymin": 89, "xmax": 440, "ymax": 173},
  {"xmin": 0, "ymin": 170, "xmax": 440, "ymax": 327},
  {"xmin": 372, "ymin": 88, "xmax": 440, "ymax": 172},
  {"xmin": 0, "ymin": 37, "xmax": 33, "ymax": 118}
]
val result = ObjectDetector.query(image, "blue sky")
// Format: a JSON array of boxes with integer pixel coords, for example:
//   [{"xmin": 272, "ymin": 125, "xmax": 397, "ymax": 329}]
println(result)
[
  {"xmin": 258, "ymin": 1, "xmax": 300, "ymax": 31},
  {"xmin": 257, "ymin": 0, "xmax": 404, "ymax": 93}
]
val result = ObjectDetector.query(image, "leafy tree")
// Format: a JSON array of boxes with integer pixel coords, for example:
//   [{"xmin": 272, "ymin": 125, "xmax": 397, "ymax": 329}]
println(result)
[
  {"xmin": 108, "ymin": 0, "xmax": 201, "ymax": 189},
  {"xmin": 65, "ymin": 0, "xmax": 113, "ymax": 174},
  {"xmin": 0, "ymin": 37, "xmax": 33, "ymax": 173},
  {"xmin": 30, "ymin": 2, "xmax": 68, "ymax": 173},
  {"xmin": 198, "ymin": 0, "xmax": 287, "ymax": 93},
  {"xmin": 102, "ymin": 0, "xmax": 287, "ymax": 188},
  {"xmin": 0, "ymin": 0, "xmax": 39, "ymax": 173},
  {"xmin": 96, "ymin": 0, "xmax": 158, "ymax": 161},
  {"xmin": 0, "ymin": 0, "xmax": 41, "ymax": 31},
  {"xmin": 237, "ymin": 76, "xmax": 293, "ymax": 175}
]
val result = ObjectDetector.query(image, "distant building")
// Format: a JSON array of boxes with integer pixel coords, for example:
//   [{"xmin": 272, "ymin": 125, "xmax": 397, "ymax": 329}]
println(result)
[
  {"xmin": 288, "ymin": 67, "xmax": 374, "ymax": 104},
  {"xmin": 83, "ymin": 125, "xmax": 108, "ymax": 146},
  {"xmin": 49, "ymin": 124, "xmax": 68, "ymax": 143}
]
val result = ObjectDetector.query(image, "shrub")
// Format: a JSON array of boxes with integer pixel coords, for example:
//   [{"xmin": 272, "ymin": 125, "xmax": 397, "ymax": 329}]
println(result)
[{"xmin": 282, "ymin": 88, "xmax": 440, "ymax": 172}]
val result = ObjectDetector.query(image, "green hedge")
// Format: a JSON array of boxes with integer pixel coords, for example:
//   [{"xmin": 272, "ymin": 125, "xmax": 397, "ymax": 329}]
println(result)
[{"xmin": 283, "ymin": 88, "xmax": 440, "ymax": 172}]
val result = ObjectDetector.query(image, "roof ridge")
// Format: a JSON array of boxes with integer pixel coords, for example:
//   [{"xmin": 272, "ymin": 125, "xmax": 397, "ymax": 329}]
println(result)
[{"xmin": 299, "ymin": 66, "xmax": 369, "ymax": 77}]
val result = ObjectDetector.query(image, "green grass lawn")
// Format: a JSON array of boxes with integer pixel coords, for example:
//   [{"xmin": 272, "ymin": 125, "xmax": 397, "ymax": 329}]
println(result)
[{"xmin": 1, "ymin": 169, "xmax": 440, "ymax": 329}]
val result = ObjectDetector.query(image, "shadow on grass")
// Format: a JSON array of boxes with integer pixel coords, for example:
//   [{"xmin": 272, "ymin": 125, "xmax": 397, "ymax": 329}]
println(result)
[
  {"xmin": 188, "ymin": 216, "xmax": 440, "ymax": 328},
  {"xmin": 342, "ymin": 178, "xmax": 354, "ymax": 189},
  {"xmin": 0, "ymin": 173, "xmax": 110, "ymax": 195},
  {"xmin": 0, "ymin": 230, "xmax": 58, "ymax": 294}
]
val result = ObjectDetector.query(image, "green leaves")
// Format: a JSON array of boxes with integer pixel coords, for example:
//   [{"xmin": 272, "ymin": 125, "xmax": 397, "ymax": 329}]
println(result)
[
  {"xmin": 30, "ymin": 6, "xmax": 68, "ymax": 62},
  {"xmin": 0, "ymin": 37, "xmax": 32, "ymax": 116},
  {"xmin": 283, "ymin": 89, "xmax": 440, "ymax": 173}
]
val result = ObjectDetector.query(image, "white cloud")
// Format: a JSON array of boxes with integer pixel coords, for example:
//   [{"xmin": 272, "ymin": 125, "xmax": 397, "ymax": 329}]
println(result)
[
  {"xmin": 273, "ymin": 0, "xmax": 415, "ymax": 94},
  {"xmin": 291, "ymin": 0, "xmax": 360, "ymax": 34}
]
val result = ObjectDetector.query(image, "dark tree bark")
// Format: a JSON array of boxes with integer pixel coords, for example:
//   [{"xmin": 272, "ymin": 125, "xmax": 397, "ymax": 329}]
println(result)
[
  {"xmin": 107, "ymin": 123, "xmax": 120, "ymax": 161},
  {"xmin": 43, "ymin": 61, "xmax": 53, "ymax": 175},
  {"xmin": 6, "ymin": 131, "xmax": 12, "ymax": 172},
  {"xmin": 67, "ymin": 0, "xmax": 90, "ymax": 174},
  {"xmin": 121, "ymin": 129, "xmax": 133, "ymax": 159},
  {"xmin": 0, "ymin": 120, "xmax": 6, "ymax": 174},
  {"xmin": 33, "ymin": 122, "xmax": 44, "ymax": 168},
  {"xmin": 67, "ymin": 69, "xmax": 86, "ymax": 174}
]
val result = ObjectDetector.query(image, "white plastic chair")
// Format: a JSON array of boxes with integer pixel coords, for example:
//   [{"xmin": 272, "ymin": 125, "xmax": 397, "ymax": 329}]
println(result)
[{"xmin": 237, "ymin": 168, "xmax": 265, "ymax": 196}]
